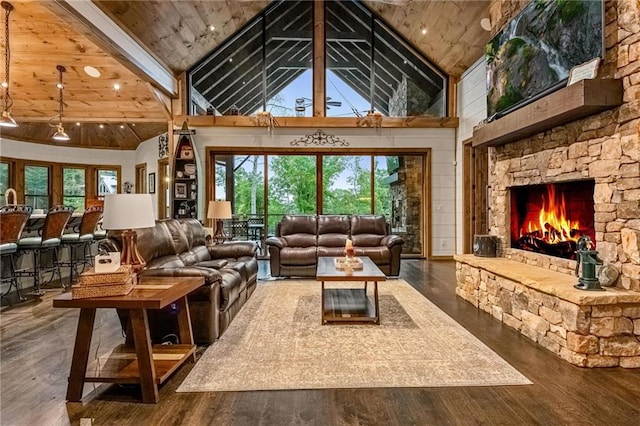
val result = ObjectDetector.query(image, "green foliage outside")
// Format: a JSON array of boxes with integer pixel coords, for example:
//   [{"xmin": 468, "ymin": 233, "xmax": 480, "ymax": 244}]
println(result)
[
  {"xmin": 63, "ymin": 168, "xmax": 85, "ymax": 211},
  {"xmin": 225, "ymin": 155, "xmax": 394, "ymax": 235},
  {"xmin": 25, "ymin": 165, "xmax": 49, "ymax": 209},
  {"xmin": 0, "ymin": 163, "xmax": 8, "ymax": 206}
]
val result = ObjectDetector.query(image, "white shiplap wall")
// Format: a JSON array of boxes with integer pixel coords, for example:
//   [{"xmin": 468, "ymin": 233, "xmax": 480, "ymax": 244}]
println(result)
[
  {"xmin": 455, "ymin": 58, "xmax": 488, "ymax": 254},
  {"xmin": 135, "ymin": 127, "xmax": 457, "ymax": 257}
]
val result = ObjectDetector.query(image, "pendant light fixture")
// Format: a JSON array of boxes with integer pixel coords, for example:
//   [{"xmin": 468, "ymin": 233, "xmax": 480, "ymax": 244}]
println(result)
[
  {"xmin": 52, "ymin": 65, "xmax": 70, "ymax": 141},
  {"xmin": 0, "ymin": 1, "xmax": 17, "ymax": 128}
]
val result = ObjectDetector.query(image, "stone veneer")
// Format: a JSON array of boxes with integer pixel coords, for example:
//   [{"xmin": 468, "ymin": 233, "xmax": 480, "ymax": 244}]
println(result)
[
  {"xmin": 485, "ymin": 0, "xmax": 640, "ymax": 292},
  {"xmin": 456, "ymin": 254, "xmax": 640, "ymax": 368}
]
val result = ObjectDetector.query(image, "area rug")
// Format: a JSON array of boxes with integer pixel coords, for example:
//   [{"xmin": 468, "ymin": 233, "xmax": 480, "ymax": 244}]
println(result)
[{"xmin": 177, "ymin": 279, "xmax": 531, "ymax": 392}]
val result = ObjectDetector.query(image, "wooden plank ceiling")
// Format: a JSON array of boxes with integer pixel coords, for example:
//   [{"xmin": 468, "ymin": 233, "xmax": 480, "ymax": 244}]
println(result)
[{"xmin": 1, "ymin": 0, "xmax": 491, "ymax": 150}]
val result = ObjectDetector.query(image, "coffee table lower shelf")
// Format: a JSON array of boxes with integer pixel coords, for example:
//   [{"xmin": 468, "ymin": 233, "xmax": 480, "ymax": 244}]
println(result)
[
  {"xmin": 84, "ymin": 344, "xmax": 196, "ymax": 384},
  {"xmin": 322, "ymin": 288, "xmax": 378, "ymax": 324}
]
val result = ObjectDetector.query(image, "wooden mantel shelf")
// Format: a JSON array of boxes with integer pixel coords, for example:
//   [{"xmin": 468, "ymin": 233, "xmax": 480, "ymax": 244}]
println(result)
[{"xmin": 472, "ymin": 79, "xmax": 623, "ymax": 148}]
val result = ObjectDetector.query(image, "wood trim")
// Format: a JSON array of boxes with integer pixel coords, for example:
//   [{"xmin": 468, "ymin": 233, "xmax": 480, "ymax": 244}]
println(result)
[
  {"xmin": 157, "ymin": 158, "xmax": 170, "ymax": 219},
  {"xmin": 135, "ymin": 163, "xmax": 147, "ymax": 194},
  {"xmin": 175, "ymin": 115, "xmax": 459, "ymax": 129},
  {"xmin": 429, "ymin": 255, "xmax": 455, "ymax": 261},
  {"xmin": 313, "ymin": 0, "xmax": 325, "ymax": 117},
  {"xmin": 424, "ymin": 151, "xmax": 431, "ymax": 260},
  {"xmin": 462, "ymin": 139, "xmax": 473, "ymax": 254},
  {"xmin": 473, "ymin": 79, "xmax": 623, "ymax": 148}
]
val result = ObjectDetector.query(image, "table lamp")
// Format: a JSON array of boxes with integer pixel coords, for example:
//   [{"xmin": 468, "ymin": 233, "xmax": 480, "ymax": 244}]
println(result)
[
  {"xmin": 102, "ymin": 194, "xmax": 155, "ymax": 272},
  {"xmin": 207, "ymin": 200, "xmax": 232, "ymax": 244}
]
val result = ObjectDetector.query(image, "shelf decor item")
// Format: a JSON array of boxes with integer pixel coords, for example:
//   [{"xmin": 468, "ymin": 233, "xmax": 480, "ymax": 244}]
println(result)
[
  {"xmin": 175, "ymin": 183, "xmax": 187, "ymax": 199},
  {"xmin": 72, "ymin": 265, "xmax": 136, "ymax": 299}
]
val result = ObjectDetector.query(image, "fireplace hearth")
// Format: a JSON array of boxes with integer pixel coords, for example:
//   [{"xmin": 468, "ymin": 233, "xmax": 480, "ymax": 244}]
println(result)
[{"xmin": 510, "ymin": 181, "xmax": 595, "ymax": 260}]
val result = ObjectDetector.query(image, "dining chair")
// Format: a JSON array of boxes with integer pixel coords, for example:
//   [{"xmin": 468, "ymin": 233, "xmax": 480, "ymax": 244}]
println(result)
[
  {"xmin": 16, "ymin": 205, "xmax": 74, "ymax": 295},
  {"xmin": 0, "ymin": 205, "xmax": 33, "ymax": 303},
  {"xmin": 60, "ymin": 205, "xmax": 103, "ymax": 286}
]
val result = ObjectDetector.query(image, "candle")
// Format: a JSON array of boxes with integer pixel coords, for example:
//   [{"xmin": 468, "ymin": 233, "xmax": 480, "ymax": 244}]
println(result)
[{"xmin": 345, "ymin": 238, "xmax": 354, "ymax": 258}]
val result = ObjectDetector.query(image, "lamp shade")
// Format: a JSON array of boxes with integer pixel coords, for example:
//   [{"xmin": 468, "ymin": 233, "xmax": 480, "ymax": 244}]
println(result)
[
  {"xmin": 102, "ymin": 194, "xmax": 155, "ymax": 230},
  {"xmin": 207, "ymin": 200, "xmax": 232, "ymax": 219}
]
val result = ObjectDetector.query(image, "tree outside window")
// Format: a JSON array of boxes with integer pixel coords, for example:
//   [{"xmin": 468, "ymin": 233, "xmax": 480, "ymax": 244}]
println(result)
[
  {"xmin": 63, "ymin": 168, "xmax": 85, "ymax": 211},
  {"xmin": 0, "ymin": 162, "xmax": 9, "ymax": 207},
  {"xmin": 25, "ymin": 165, "xmax": 49, "ymax": 210}
]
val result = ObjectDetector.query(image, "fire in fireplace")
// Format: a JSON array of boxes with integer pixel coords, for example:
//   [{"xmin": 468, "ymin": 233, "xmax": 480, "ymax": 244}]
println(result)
[{"xmin": 510, "ymin": 181, "xmax": 595, "ymax": 260}]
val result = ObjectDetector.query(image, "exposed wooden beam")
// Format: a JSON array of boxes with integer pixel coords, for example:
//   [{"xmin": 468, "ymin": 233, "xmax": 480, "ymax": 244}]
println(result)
[
  {"xmin": 313, "ymin": 0, "xmax": 326, "ymax": 117},
  {"xmin": 49, "ymin": 0, "xmax": 178, "ymax": 97},
  {"xmin": 175, "ymin": 115, "xmax": 459, "ymax": 129}
]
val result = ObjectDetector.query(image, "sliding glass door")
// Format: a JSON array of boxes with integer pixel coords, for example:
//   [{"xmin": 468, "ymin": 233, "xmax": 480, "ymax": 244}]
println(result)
[{"xmin": 212, "ymin": 152, "xmax": 425, "ymax": 256}]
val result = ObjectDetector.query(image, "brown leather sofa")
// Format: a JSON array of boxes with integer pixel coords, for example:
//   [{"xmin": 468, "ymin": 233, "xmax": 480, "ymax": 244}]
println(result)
[
  {"xmin": 100, "ymin": 218, "xmax": 258, "ymax": 344},
  {"xmin": 266, "ymin": 214, "xmax": 403, "ymax": 277}
]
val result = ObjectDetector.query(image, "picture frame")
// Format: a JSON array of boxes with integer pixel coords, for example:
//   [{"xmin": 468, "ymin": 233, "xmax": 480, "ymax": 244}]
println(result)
[
  {"xmin": 148, "ymin": 173, "xmax": 156, "ymax": 194},
  {"xmin": 175, "ymin": 182, "xmax": 187, "ymax": 199}
]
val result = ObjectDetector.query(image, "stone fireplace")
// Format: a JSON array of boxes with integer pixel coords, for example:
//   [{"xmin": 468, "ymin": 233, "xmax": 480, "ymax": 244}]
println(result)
[
  {"xmin": 510, "ymin": 180, "xmax": 595, "ymax": 260},
  {"xmin": 455, "ymin": 0, "xmax": 640, "ymax": 368}
]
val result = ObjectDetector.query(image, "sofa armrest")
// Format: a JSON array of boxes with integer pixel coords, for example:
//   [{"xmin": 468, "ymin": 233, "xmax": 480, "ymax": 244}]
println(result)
[
  {"xmin": 208, "ymin": 241, "xmax": 257, "ymax": 260},
  {"xmin": 381, "ymin": 234, "xmax": 404, "ymax": 248},
  {"xmin": 141, "ymin": 266, "xmax": 222, "ymax": 286},
  {"xmin": 265, "ymin": 236, "xmax": 287, "ymax": 249}
]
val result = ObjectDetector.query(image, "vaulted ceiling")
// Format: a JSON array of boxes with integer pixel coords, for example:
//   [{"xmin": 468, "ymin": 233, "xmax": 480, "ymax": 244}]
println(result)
[{"xmin": 0, "ymin": 0, "xmax": 491, "ymax": 150}]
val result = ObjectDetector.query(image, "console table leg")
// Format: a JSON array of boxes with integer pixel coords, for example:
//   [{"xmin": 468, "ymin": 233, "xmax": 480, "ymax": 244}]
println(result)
[
  {"xmin": 130, "ymin": 309, "xmax": 158, "ymax": 403},
  {"xmin": 176, "ymin": 295, "xmax": 195, "ymax": 362},
  {"xmin": 66, "ymin": 308, "xmax": 96, "ymax": 402}
]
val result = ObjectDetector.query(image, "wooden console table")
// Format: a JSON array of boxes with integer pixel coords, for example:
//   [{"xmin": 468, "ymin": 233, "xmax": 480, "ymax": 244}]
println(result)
[{"xmin": 53, "ymin": 276, "xmax": 204, "ymax": 403}]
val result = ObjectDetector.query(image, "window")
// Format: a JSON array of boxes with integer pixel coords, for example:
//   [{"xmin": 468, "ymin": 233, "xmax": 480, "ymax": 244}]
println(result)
[
  {"xmin": 25, "ymin": 165, "xmax": 49, "ymax": 209},
  {"xmin": 189, "ymin": 0, "xmax": 446, "ymax": 117},
  {"xmin": 322, "ymin": 155, "xmax": 371, "ymax": 214},
  {"xmin": 63, "ymin": 167, "xmax": 85, "ymax": 211},
  {"xmin": 97, "ymin": 169, "xmax": 118, "ymax": 196},
  {"xmin": 0, "ymin": 162, "xmax": 9, "ymax": 206}
]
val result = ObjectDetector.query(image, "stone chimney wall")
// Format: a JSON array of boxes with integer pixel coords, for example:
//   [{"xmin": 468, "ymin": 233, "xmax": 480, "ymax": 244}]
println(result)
[{"xmin": 486, "ymin": 0, "xmax": 640, "ymax": 291}]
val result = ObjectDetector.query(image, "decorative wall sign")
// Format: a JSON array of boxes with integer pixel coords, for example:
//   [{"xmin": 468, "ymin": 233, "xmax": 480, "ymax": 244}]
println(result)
[
  {"xmin": 158, "ymin": 133, "xmax": 169, "ymax": 158},
  {"xmin": 290, "ymin": 129, "xmax": 349, "ymax": 147}
]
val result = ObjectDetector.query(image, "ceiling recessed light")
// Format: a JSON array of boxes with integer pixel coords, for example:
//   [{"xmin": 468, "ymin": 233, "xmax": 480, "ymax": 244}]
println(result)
[
  {"xmin": 120, "ymin": 124, "xmax": 125, "ymax": 129},
  {"xmin": 76, "ymin": 122, "xmax": 80, "ymax": 126},
  {"xmin": 480, "ymin": 18, "xmax": 492, "ymax": 31},
  {"xmin": 1, "ymin": 81, "xmax": 7, "ymax": 88},
  {"xmin": 209, "ymin": 24, "xmax": 215, "ymax": 32},
  {"xmin": 84, "ymin": 66, "xmax": 101, "ymax": 78},
  {"xmin": 421, "ymin": 28, "xmax": 427, "ymax": 35},
  {"xmin": 99, "ymin": 124, "xmax": 104, "ymax": 129},
  {"xmin": 113, "ymin": 83, "xmax": 121, "ymax": 91},
  {"xmin": 229, "ymin": 58, "xmax": 233, "ymax": 63}
]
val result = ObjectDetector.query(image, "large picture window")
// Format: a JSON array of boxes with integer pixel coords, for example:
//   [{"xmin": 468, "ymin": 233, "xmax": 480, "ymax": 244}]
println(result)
[{"xmin": 189, "ymin": 0, "xmax": 446, "ymax": 118}]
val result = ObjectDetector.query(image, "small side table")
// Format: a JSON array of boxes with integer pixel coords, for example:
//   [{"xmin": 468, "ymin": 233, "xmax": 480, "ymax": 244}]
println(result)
[{"xmin": 53, "ymin": 276, "xmax": 204, "ymax": 403}]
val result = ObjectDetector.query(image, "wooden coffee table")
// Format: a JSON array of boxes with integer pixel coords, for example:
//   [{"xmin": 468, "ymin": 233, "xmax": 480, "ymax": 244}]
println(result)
[
  {"xmin": 53, "ymin": 276, "xmax": 204, "ymax": 403},
  {"xmin": 316, "ymin": 256, "xmax": 386, "ymax": 325}
]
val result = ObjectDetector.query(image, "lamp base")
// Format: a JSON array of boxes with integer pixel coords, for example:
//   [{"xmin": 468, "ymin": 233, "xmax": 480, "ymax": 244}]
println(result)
[
  {"xmin": 213, "ymin": 219, "xmax": 228, "ymax": 244},
  {"xmin": 120, "ymin": 229, "xmax": 146, "ymax": 273}
]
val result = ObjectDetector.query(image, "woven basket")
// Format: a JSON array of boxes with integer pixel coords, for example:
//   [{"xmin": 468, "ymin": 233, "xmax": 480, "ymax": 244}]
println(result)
[
  {"xmin": 71, "ymin": 276, "xmax": 135, "ymax": 299},
  {"xmin": 78, "ymin": 265, "xmax": 133, "ymax": 285}
]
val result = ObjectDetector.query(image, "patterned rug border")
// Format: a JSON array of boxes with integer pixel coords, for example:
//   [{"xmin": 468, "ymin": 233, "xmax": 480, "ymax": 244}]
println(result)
[{"xmin": 178, "ymin": 279, "xmax": 532, "ymax": 392}]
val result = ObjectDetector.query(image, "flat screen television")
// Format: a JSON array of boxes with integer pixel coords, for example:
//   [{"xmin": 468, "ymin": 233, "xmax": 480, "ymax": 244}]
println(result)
[{"xmin": 486, "ymin": 0, "xmax": 604, "ymax": 121}]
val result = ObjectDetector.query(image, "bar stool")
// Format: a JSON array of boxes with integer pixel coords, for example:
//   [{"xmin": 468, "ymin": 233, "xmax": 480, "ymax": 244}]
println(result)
[
  {"xmin": 0, "ymin": 205, "xmax": 32, "ymax": 303},
  {"xmin": 16, "ymin": 205, "xmax": 74, "ymax": 295},
  {"xmin": 60, "ymin": 205, "xmax": 103, "ymax": 286}
]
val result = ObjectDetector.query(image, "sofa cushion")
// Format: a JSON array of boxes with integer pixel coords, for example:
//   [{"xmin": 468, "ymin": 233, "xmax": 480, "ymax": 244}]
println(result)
[
  {"xmin": 161, "ymin": 219, "xmax": 191, "ymax": 254},
  {"xmin": 180, "ymin": 218, "xmax": 207, "ymax": 248},
  {"xmin": 317, "ymin": 246, "xmax": 346, "ymax": 257},
  {"xmin": 280, "ymin": 215, "xmax": 317, "ymax": 236},
  {"xmin": 146, "ymin": 254, "xmax": 185, "ymax": 269},
  {"xmin": 355, "ymin": 246, "xmax": 390, "ymax": 265},
  {"xmin": 118, "ymin": 222, "xmax": 175, "ymax": 263},
  {"xmin": 219, "ymin": 268, "xmax": 243, "ymax": 311},
  {"xmin": 280, "ymin": 246, "xmax": 317, "ymax": 266},
  {"xmin": 318, "ymin": 215, "xmax": 349, "ymax": 248},
  {"xmin": 351, "ymin": 214, "xmax": 387, "ymax": 235}
]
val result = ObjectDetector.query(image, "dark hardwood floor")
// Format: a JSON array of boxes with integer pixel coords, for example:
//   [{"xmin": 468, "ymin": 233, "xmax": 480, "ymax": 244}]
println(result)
[{"xmin": 1, "ymin": 259, "xmax": 639, "ymax": 425}]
